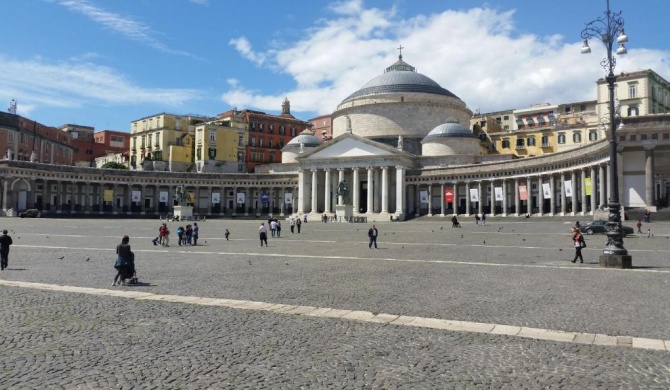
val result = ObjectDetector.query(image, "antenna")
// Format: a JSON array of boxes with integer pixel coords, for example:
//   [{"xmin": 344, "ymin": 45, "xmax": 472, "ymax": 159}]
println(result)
[{"xmin": 8, "ymin": 99, "xmax": 17, "ymax": 114}]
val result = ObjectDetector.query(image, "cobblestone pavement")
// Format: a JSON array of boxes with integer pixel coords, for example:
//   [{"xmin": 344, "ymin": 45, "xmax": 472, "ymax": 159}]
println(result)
[{"xmin": 0, "ymin": 217, "xmax": 669, "ymax": 388}]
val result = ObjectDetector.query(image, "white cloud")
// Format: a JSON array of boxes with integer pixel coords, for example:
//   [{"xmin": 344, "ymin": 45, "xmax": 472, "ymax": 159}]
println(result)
[
  {"xmin": 223, "ymin": 2, "xmax": 670, "ymax": 117},
  {"xmin": 0, "ymin": 55, "xmax": 201, "ymax": 111},
  {"xmin": 56, "ymin": 0, "xmax": 196, "ymax": 58}
]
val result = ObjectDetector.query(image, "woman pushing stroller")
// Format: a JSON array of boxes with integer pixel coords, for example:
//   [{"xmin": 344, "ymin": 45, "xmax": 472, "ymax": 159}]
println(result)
[{"xmin": 112, "ymin": 235, "xmax": 137, "ymax": 286}]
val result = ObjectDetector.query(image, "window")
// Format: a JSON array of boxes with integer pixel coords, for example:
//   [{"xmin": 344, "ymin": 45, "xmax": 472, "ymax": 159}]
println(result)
[
  {"xmin": 541, "ymin": 135, "xmax": 549, "ymax": 147},
  {"xmin": 259, "ymin": 124, "xmax": 264, "ymax": 132},
  {"xmin": 209, "ymin": 131, "xmax": 216, "ymax": 142},
  {"xmin": 141, "ymin": 136, "xmax": 146, "ymax": 148},
  {"xmin": 503, "ymin": 115, "xmax": 509, "ymax": 120},
  {"xmin": 573, "ymin": 131, "xmax": 582, "ymax": 143},
  {"xmin": 269, "ymin": 125, "xmax": 274, "ymax": 133},
  {"xmin": 269, "ymin": 154, "xmax": 275, "ymax": 163},
  {"xmin": 175, "ymin": 119, "xmax": 182, "ymax": 131},
  {"xmin": 526, "ymin": 137, "xmax": 536, "ymax": 146},
  {"xmin": 258, "ymin": 153, "xmax": 264, "ymax": 162},
  {"xmin": 515, "ymin": 139, "xmax": 525, "ymax": 149},
  {"xmin": 279, "ymin": 126, "xmax": 285, "ymax": 135},
  {"xmin": 156, "ymin": 117, "xmax": 161, "ymax": 128},
  {"xmin": 155, "ymin": 133, "xmax": 160, "ymax": 146},
  {"xmin": 197, "ymin": 129, "xmax": 203, "ymax": 143},
  {"xmin": 629, "ymin": 83, "xmax": 637, "ymax": 99},
  {"xmin": 627, "ymin": 106, "xmax": 639, "ymax": 116},
  {"xmin": 259, "ymin": 138, "xmax": 264, "ymax": 148},
  {"xmin": 238, "ymin": 135, "xmax": 244, "ymax": 146},
  {"xmin": 589, "ymin": 131, "xmax": 598, "ymax": 141},
  {"xmin": 148, "ymin": 134, "xmax": 152, "ymax": 147},
  {"xmin": 251, "ymin": 137, "xmax": 256, "ymax": 147},
  {"xmin": 291, "ymin": 127, "xmax": 297, "ymax": 137},
  {"xmin": 268, "ymin": 139, "xmax": 273, "ymax": 148},
  {"xmin": 153, "ymin": 150, "xmax": 163, "ymax": 161},
  {"xmin": 237, "ymin": 151, "xmax": 243, "ymax": 161},
  {"xmin": 208, "ymin": 147, "xmax": 216, "ymax": 160},
  {"xmin": 251, "ymin": 152, "xmax": 256, "ymax": 161},
  {"xmin": 132, "ymin": 137, "xmax": 137, "ymax": 149},
  {"xmin": 503, "ymin": 125, "xmax": 510, "ymax": 130},
  {"xmin": 250, "ymin": 122, "xmax": 256, "ymax": 130},
  {"xmin": 501, "ymin": 139, "xmax": 510, "ymax": 149},
  {"xmin": 558, "ymin": 133, "xmax": 566, "ymax": 144}
]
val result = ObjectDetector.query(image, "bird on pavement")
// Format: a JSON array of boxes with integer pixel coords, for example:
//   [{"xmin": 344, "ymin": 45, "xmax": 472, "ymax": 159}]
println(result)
[
  {"xmin": 460, "ymin": 234, "xmax": 464, "ymax": 239},
  {"xmin": 440, "ymin": 226, "xmax": 443, "ymax": 230},
  {"xmin": 85, "ymin": 257, "xmax": 90, "ymax": 261},
  {"xmin": 285, "ymin": 261, "xmax": 289, "ymax": 265},
  {"xmin": 58, "ymin": 256, "xmax": 65, "ymax": 260},
  {"xmin": 247, "ymin": 259, "xmax": 252, "ymax": 265},
  {"xmin": 401, "ymin": 245, "xmax": 404, "ymax": 248},
  {"xmin": 522, "ymin": 238, "xmax": 526, "ymax": 241},
  {"xmin": 483, "ymin": 241, "xmax": 486, "ymax": 244}
]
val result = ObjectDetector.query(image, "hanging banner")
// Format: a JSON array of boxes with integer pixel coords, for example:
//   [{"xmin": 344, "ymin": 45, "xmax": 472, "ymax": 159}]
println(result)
[
  {"xmin": 237, "ymin": 192, "xmax": 246, "ymax": 204},
  {"xmin": 211, "ymin": 192, "xmax": 220, "ymax": 204},
  {"xmin": 542, "ymin": 183, "xmax": 551, "ymax": 199},
  {"xmin": 564, "ymin": 180, "xmax": 573, "ymax": 198},
  {"xmin": 131, "ymin": 191, "xmax": 141, "ymax": 202},
  {"xmin": 187, "ymin": 191, "xmax": 195, "ymax": 204},
  {"xmin": 519, "ymin": 185, "xmax": 528, "ymax": 201},
  {"xmin": 419, "ymin": 190, "xmax": 429, "ymax": 204},
  {"xmin": 444, "ymin": 189, "xmax": 454, "ymax": 203},
  {"xmin": 159, "ymin": 191, "xmax": 168, "ymax": 203},
  {"xmin": 469, "ymin": 188, "xmax": 479, "ymax": 202},
  {"xmin": 584, "ymin": 177, "xmax": 592, "ymax": 196},
  {"xmin": 261, "ymin": 193, "xmax": 270, "ymax": 205},
  {"xmin": 284, "ymin": 192, "xmax": 293, "ymax": 204},
  {"xmin": 103, "ymin": 189, "xmax": 114, "ymax": 202},
  {"xmin": 494, "ymin": 187, "xmax": 503, "ymax": 201}
]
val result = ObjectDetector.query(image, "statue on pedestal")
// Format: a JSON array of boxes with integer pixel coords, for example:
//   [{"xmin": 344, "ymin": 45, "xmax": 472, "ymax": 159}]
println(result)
[
  {"xmin": 337, "ymin": 180, "xmax": 350, "ymax": 205},
  {"xmin": 173, "ymin": 185, "xmax": 189, "ymax": 206},
  {"xmin": 397, "ymin": 135, "xmax": 403, "ymax": 150}
]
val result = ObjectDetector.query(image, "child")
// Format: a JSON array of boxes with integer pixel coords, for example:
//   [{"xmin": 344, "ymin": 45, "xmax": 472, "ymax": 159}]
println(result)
[
  {"xmin": 647, "ymin": 228, "xmax": 654, "ymax": 238},
  {"xmin": 224, "ymin": 229, "xmax": 230, "ymax": 241}
]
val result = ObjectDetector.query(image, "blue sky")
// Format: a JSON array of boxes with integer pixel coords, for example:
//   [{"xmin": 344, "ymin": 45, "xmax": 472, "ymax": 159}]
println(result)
[{"xmin": 1, "ymin": 0, "xmax": 668, "ymax": 132}]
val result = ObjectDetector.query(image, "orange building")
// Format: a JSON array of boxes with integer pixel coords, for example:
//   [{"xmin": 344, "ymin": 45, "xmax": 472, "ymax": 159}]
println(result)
[{"xmin": 0, "ymin": 112, "xmax": 74, "ymax": 165}]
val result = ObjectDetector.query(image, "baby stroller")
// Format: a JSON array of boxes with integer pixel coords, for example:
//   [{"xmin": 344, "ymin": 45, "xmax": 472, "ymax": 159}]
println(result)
[{"xmin": 116, "ymin": 252, "xmax": 138, "ymax": 285}]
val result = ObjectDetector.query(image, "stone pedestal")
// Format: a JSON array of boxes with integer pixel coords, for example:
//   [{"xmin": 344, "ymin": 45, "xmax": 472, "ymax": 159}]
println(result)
[
  {"xmin": 335, "ymin": 205, "xmax": 353, "ymax": 222},
  {"xmin": 173, "ymin": 205, "xmax": 193, "ymax": 219},
  {"xmin": 599, "ymin": 254, "xmax": 632, "ymax": 269}
]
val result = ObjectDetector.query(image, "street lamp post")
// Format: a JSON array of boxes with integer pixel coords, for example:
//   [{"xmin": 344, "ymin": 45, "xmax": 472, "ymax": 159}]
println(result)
[{"xmin": 581, "ymin": 0, "xmax": 632, "ymax": 268}]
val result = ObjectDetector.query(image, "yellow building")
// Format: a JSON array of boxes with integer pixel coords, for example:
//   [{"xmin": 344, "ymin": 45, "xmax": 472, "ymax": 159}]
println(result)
[
  {"xmin": 129, "ymin": 113, "xmax": 207, "ymax": 171},
  {"xmin": 194, "ymin": 121, "xmax": 246, "ymax": 173}
]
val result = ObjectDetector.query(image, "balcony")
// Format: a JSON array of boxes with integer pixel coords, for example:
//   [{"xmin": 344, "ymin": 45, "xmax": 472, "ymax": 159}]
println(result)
[
  {"xmin": 515, "ymin": 145, "xmax": 526, "ymax": 150},
  {"xmin": 541, "ymin": 142, "xmax": 552, "ymax": 148}
]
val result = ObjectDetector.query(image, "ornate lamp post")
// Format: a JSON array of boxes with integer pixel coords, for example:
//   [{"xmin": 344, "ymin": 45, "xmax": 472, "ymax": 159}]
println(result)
[{"xmin": 581, "ymin": 0, "xmax": 632, "ymax": 268}]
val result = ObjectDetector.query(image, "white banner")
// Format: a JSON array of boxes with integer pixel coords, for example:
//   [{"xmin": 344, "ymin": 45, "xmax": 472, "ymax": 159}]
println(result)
[
  {"xmin": 419, "ymin": 190, "xmax": 429, "ymax": 204},
  {"xmin": 542, "ymin": 183, "xmax": 552, "ymax": 199},
  {"xmin": 494, "ymin": 187, "xmax": 503, "ymax": 201},
  {"xmin": 564, "ymin": 180, "xmax": 573, "ymax": 198},
  {"xmin": 284, "ymin": 192, "xmax": 293, "ymax": 204},
  {"xmin": 131, "ymin": 190, "xmax": 141, "ymax": 202},
  {"xmin": 159, "ymin": 191, "xmax": 168, "ymax": 202},
  {"xmin": 469, "ymin": 188, "xmax": 479, "ymax": 202},
  {"xmin": 236, "ymin": 192, "xmax": 246, "ymax": 204},
  {"xmin": 211, "ymin": 192, "xmax": 220, "ymax": 204}
]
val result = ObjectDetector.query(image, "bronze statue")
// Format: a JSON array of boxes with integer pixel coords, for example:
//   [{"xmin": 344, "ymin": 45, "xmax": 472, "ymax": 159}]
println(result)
[
  {"xmin": 173, "ymin": 185, "xmax": 189, "ymax": 206},
  {"xmin": 337, "ymin": 180, "xmax": 350, "ymax": 205}
]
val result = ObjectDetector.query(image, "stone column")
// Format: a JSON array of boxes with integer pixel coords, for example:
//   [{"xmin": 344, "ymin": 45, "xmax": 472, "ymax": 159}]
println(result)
[
  {"xmin": 298, "ymin": 170, "xmax": 305, "ymax": 214},
  {"xmin": 373, "ymin": 168, "xmax": 381, "ymax": 213},
  {"xmin": 111, "ymin": 185, "xmax": 117, "ymax": 213},
  {"xmin": 415, "ymin": 185, "xmax": 421, "ymax": 216},
  {"xmin": 324, "ymin": 169, "xmax": 331, "ymax": 213},
  {"xmin": 220, "ymin": 186, "xmax": 226, "ymax": 215},
  {"xmin": 98, "ymin": 184, "xmax": 104, "ymax": 214},
  {"xmin": 490, "ymin": 181, "xmax": 496, "ymax": 216},
  {"xmin": 580, "ymin": 169, "xmax": 587, "ymax": 215},
  {"xmin": 590, "ymin": 167, "xmax": 597, "ymax": 214},
  {"xmin": 599, "ymin": 165, "xmax": 606, "ymax": 208},
  {"xmin": 84, "ymin": 182, "xmax": 90, "ymax": 212},
  {"xmin": 570, "ymin": 171, "xmax": 576, "ymax": 216},
  {"xmin": 207, "ymin": 186, "xmax": 213, "ymax": 215},
  {"xmin": 232, "ymin": 186, "xmax": 238, "ymax": 216},
  {"xmin": 514, "ymin": 178, "xmax": 520, "ymax": 216},
  {"xmin": 311, "ymin": 169, "xmax": 318, "ymax": 213},
  {"xmin": 440, "ymin": 183, "xmax": 445, "ymax": 216},
  {"xmin": 501, "ymin": 180, "xmax": 508, "ymax": 217},
  {"xmin": 244, "ymin": 187, "xmax": 250, "ymax": 216},
  {"xmin": 549, "ymin": 175, "xmax": 556, "ymax": 216},
  {"xmin": 381, "ymin": 166, "xmax": 388, "ymax": 214},
  {"xmin": 280, "ymin": 188, "xmax": 286, "ymax": 216},
  {"xmin": 70, "ymin": 182, "xmax": 76, "ymax": 212},
  {"xmin": 645, "ymin": 146, "xmax": 655, "ymax": 208},
  {"xmin": 538, "ymin": 176, "xmax": 544, "ymax": 216},
  {"xmin": 395, "ymin": 166, "xmax": 405, "ymax": 217},
  {"xmin": 477, "ymin": 181, "xmax": 483, "ymax": 216},
  {"xmin": 1, "ymin": 179, "xmax": 8, "ymax": 210},
  {"xmin": 452, "ymin": 182, "xmax": 458, "ymax": 215},
  {"xmin": 353, "ymin": 168, "xmax": 360, "ymax": 213},
  {"xmin": 560, "ymin": 173, "xmax": 567, "ymax": 216},
  {"xmin": 426, "ymin": 183, "xmax": 433, "ymax": 216},
  {"xmin": 42, "ymin": 180, "xmax": 49, "ymax": 211},
  {"xmin": 153, "ymin": 186, "xmax": 159, "ymax": 214},
  {"xmin": 465, "ymin": 182, "xmax": 471, "ymax": 216},
  {"xmin": 366, "ymin": 167, "xmax": 374, "ymax": 214}
]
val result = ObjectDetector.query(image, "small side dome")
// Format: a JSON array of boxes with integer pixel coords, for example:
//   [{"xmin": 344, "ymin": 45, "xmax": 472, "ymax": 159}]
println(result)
[
  {"xmin": 422, "ymin": 118, "xmax": 474, "ymax": 142},
  {"xmin": 285, "ymin": 133, "xmax": 323, "ymax": 148}
]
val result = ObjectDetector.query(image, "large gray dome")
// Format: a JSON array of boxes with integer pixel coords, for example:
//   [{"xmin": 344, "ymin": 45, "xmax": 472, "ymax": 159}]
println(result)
[
  {"xmin": 340, "ymin": 57, "xmax": 458, "ymax": 104},
  {"xmin": 423, "ymin": 118, "xmax": 474, "ymax": 142}
]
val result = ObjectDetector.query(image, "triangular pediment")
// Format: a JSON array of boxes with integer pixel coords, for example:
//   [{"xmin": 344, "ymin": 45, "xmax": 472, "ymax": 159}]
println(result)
[{"xmin": 304, "ymin": 135, "xmax": 403, "ymax": 160}]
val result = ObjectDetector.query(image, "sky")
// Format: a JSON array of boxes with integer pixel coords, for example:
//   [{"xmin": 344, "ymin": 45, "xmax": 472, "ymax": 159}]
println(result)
[{"xmin": 1, "ymin": 0, "xmax": 669, "ymax": 132}]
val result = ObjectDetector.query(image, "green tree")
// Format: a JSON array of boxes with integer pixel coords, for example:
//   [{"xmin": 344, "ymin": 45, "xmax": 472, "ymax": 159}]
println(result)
[{"xmin": 101, "ymin": 162, "xmax": 128, "ymax": 170}]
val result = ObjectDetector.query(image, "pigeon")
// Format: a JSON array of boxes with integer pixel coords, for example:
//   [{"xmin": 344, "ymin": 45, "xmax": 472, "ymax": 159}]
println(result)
[
  {"xmin": 247, "ymin": 259, "xmax": 252, "ymax": 265},
  {"xmin": 431, "ymin": 230, "xmax": 434, "ymax": 233},
  {"xmin": 522, "ymin": 238, "xmax": 526, "ymax": 242},
  {"xmin": 284, "ymin": 261, "xmax": 289, "ymax": 265},
  {"xmin": 46, "ymin": 236, "xmax": 49, "ymax": 239},
  {"xmin": 392, "ymin": 232, "xmax": 395, "ymax": 235},
  {"xmin": 85, "ymin": 257, "xmax": 90, "ymax": 261},
  {"xmin": 401, "ymin": 245, "xmax": 404, "ymax": 249},
  {"xmin": 440, "ymin": 226, "xmax": 443, "ymax": 230},
  {"xmin": 483, "ymin": 241, "xmax": 486, "ymax": 244},
  {"xmin": 58, "ymin": 256, "xmax": 65, "ymax": 260},
  {"xmin": 460, "ymin": 234, "xmax": 464, "ymax": 239},
  {"xmin": 559, "ymin": 248, "xmax": 563, "ymax": 251}
]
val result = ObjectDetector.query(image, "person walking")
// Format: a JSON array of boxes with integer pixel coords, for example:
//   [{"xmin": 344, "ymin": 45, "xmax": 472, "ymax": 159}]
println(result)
[
  {"xmin": 113, "ymin": 235, "xmax": 132, "ymax": 286},
  {"xmin": 481, "ymin": 213, "xmax": 486, "ymax": 225},
  {"xmin": 636, "ymin": 220, "xmax": 643, "ymax": 234},
  {"xmin": 259, "ymin": 223, "xmax": 269, "ymax": 247},
  {"xmin": 270, "ymin": 219, "xmax": 278, "ymax": 238},
  {"xmin": 296, "ymin": 217, "xmax": 302, "ymax": 233},
  {"xmin": 176, "ymin": 226, "xmax": 185, "ymax": 246},
  {"xmin": 571, "ymin": 228, "xmax": 585, "ymax": 263},
  {"xmin": 192, "ymin": 223, "xmax": 199, "ymax": 245},
  {"xmin": 0, "ymin": 230, "xmax": 13, "ymax": 271},
  {"xmin": 290, "ymin": 217, "xmax": 296, "ymax": 234},
  {"xmin": 368, "ymin": 224, "xmax": 378, "ymax": 249},
  {"xmin": 224, "ymin": 228, "xmax": 230, "ymax": 241},
  {"xmin": 276, "ymin": 220, "xmax": 282, "ymax": 238}
]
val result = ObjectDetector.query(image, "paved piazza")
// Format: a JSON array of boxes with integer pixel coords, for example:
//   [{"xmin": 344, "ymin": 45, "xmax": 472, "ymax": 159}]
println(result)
[{"xmin": 0, "ymin": 216, "xmax": 669, "ymax": 389}]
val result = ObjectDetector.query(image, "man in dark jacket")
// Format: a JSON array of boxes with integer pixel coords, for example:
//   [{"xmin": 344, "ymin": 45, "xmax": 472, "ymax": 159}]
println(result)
[
  {"xmin": 368, "ymin": 225, "xmax": 378, "ymax": 249},
  {"xmin": 0, "ymin": 230, "xmax": 12, "ymax": 270}
]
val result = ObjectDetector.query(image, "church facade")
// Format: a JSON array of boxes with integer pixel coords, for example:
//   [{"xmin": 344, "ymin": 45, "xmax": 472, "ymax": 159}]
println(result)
[{"xmin": 1, "ymin": 57, "xmax": 669, "ymax": 219}]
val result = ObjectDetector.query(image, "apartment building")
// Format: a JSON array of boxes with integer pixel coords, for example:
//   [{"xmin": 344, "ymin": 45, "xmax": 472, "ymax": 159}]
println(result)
[{"xmin": 0, "ymin": 112, "xmax": 74, "ymax": 164}]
